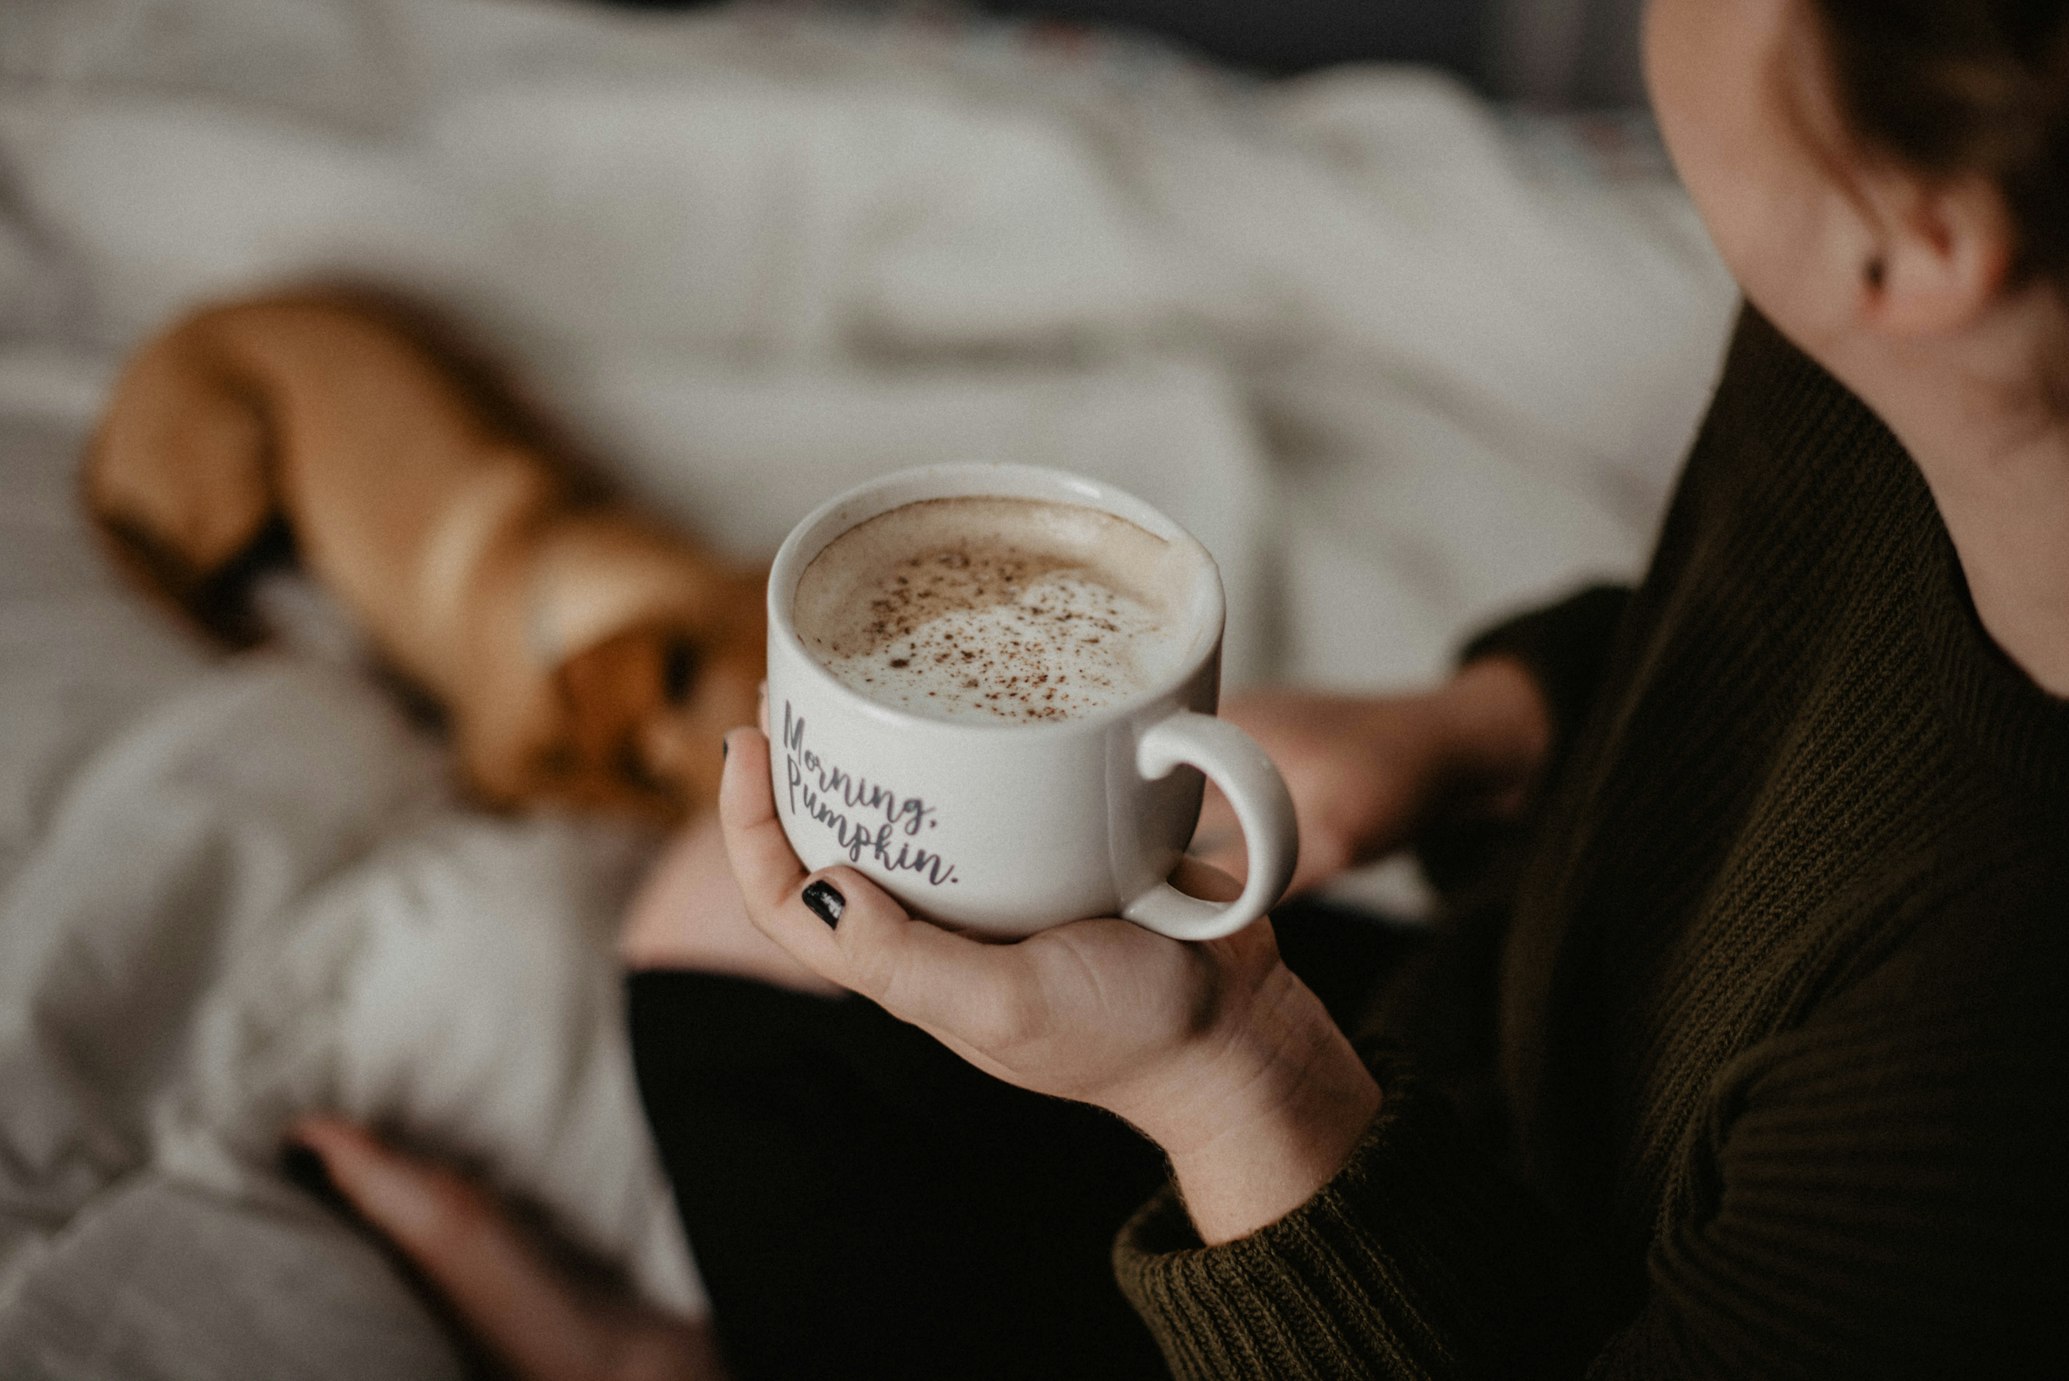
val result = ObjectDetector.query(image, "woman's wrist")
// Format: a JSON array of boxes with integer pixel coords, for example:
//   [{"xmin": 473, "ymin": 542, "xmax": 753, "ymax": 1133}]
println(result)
[{"xmin": 1134, "ymin": 964, "xmax": 1382, "ymax": 1247}]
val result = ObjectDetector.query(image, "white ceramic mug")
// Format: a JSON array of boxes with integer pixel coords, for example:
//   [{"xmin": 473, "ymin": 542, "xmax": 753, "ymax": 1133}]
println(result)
[{"xmin": 764, "ymin": 462, "xmax": 1296, "ymax": 941}]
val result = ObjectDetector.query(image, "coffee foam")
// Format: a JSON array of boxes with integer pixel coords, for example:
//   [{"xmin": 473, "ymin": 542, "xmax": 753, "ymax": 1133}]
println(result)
[{"xmin": 793, "ymin": 496, "xmax": 1206, "ymax": 724}]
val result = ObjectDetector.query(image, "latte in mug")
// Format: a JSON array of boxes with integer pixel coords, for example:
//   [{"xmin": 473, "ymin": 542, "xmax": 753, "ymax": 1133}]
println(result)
[{"xmin": 792, "ymin": 496, "xmax": 1210, "ymax": 724}]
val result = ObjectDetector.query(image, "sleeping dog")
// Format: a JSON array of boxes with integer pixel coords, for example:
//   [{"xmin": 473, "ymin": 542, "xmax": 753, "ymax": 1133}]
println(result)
[{"xmin": 83, "ymin": 292, "xmax": 765, "ymax": 819}]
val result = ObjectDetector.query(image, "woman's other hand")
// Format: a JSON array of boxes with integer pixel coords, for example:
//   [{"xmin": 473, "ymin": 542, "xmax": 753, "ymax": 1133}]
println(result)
[
  {"xmin": 716, "ymin": 729, "xmax": 1381, "ymax": 1246},
  {"xmin": 285, "ymin": 1118, "xmax": 726, "ymax": 1381},
  {"xmin": 1194, "ymin": 657, "xmax": 1554, "ymax": 894}
]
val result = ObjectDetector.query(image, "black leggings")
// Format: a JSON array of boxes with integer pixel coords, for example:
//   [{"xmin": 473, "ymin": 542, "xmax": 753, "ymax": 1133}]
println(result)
[{"xmin": 628, "ymin": 901, "xmax": 1416, "ymax": 1381}]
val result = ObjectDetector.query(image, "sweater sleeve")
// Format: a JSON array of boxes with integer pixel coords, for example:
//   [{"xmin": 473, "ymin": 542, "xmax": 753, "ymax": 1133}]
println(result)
[
  {"xmin": 1112, "ymin": 1044, "xmax": 1590, "ymax": 1381},
  {"xmin": 1414, "ymin": 583, "xmax": 1633, "ymax": 901},
  {"xmin": 1113, "ymin": 899, "xmax": 2069, "ymax": 1380},
  {"xmin": 1456, "ymin": 583, "xmax": 1631, "ymax": 760}
]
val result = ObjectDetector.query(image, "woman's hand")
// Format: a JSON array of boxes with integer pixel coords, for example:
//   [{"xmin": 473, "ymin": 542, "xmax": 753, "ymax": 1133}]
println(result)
[
  {"xmin": 717, "ymin": 729, "xmax": 1381, "ymax": 1245},
  {"xmin": 1193, "ymin": 657, "xmax": 1554, "ymax": 894},
  {"xmin": 285, "ymin": 1118, "xmax": 726, "ymax": 1381}
]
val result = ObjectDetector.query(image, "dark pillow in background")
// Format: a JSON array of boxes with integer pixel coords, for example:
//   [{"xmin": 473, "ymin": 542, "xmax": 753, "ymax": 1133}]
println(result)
[
  {"xmin": 594, "ymin": 0, "xmax": 1487, "ymax": 81},
  {"xmin": 965, "ymin": 0, "xmax": 1487, "ymax": 77},
  {"xmin": 586, "ymin": 0, "xmax": 1647, "ymax": 106}
]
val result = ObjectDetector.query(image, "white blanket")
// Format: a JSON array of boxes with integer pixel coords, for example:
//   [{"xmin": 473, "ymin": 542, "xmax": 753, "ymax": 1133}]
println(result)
[{"xmin": 0, "ymin": 0, "xmax": 1738, "ymax": 1373}]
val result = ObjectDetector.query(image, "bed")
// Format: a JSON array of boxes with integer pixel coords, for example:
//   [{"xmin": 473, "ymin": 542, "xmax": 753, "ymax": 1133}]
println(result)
[{"xmin": 0, "ymin": 0, "xmax": 1737, "ymax": 1374}]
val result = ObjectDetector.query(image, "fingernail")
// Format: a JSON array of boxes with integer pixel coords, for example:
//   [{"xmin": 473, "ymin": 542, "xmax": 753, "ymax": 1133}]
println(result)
[{"xmin": 801, "ymin": 879, "xmax": 845, "ymax": 929}]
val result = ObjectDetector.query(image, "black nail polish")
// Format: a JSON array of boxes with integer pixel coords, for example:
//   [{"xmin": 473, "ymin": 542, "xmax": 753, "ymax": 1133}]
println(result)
[{"xmin": 801, "ymin": 879, "xmax": 846, "ymax": 929}]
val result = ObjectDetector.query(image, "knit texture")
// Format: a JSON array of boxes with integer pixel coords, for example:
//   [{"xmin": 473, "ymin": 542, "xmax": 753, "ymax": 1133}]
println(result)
[{"xmin": 1114, "ymin": 311, "xmax": 2069, "ymax": 1379}]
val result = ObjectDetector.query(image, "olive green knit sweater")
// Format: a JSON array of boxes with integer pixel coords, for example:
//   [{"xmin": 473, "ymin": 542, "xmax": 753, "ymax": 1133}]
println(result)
[{"xmin": 1112, "ymin": 311, "xmax": 2069, "ymax": 1379}]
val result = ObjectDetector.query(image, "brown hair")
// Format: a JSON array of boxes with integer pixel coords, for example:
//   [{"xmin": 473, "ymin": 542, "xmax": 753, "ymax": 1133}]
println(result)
[{"xmin": 1811, "ymin": 0, "xmax": 2069, "ymax": 284}]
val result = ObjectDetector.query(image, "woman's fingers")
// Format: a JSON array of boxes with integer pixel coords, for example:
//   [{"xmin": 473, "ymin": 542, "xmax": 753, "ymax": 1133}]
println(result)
[
  {"xmin": 287, "ymin": 1118, "xmax": 723, "ymax": 1381},
  {"xmin": 714, "ymin": 728, "xmax": 853, "ymax": 989},
  {"xmin": 288, "ymin": 1117, "xmax": 481, "ymax": 1261},
  {"xmin": 714, "ymin": 727, "xmax": 1244, "ymax": 1060},
  {"xmin": 711, "ymin": 729, "xmax": 1308, "ymax": 1141},
  {"xmin": 1186, "ymin": 785, "xmax": 1250, "ymax": 886},
  {"xmin": 820, "ymin": 864, "xmax": 1059, "ymax": 1049},
  {"xmin": 1170, "ymin": 853, "xmax": 1245, "ymax": 905},
  {"xmin": 717, "ymin": 729, "xmax": 1039, "ymax": 1044},
  {"xmin": 715, "ymin": 729, "xmax": 811, "ymax": 918},
  {"xmin": 287, "ymin": 1117, "xmax": 604, "ymax": 1380}
]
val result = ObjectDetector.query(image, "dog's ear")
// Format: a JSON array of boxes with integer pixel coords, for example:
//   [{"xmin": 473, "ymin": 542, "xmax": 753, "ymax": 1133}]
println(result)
[
  {"xmin": 539, "ymin": 625, "xmax": 715, "ymax": 817},
  {"xmin": 552, "ymin": 628, "xmax": 672, "ymax": 802},
  {"xmin": 531, "ymin": 580, "xmax": 765, "ymax": 818}
]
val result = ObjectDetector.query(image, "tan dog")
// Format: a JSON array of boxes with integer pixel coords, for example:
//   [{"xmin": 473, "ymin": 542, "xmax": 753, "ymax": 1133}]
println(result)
[{"xmin": 84, "ymin": 293, "xmax": 765, "ymax": 819}]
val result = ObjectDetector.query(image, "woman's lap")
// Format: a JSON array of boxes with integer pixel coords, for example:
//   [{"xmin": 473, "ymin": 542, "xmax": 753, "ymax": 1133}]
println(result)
[{"xmin": 628, "ymin": 899, "xmax": 1418, "ymax": 1380}]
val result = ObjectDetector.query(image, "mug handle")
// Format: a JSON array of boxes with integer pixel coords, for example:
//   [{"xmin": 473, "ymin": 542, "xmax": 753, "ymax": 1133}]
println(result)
[{"xmin": 1122, "ymin": 712, "xmax": 1298, "ymax": 942}]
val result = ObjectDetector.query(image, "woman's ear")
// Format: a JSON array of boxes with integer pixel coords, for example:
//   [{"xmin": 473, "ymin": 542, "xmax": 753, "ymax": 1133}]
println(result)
[{"xmin": 1859, "ymin": 173, "xmax": 2018, "ymax": 339}]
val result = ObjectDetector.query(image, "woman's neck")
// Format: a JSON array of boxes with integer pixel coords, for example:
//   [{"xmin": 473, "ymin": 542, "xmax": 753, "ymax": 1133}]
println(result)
[{"xmin": 1837, "ymin": 298, "xmax": 2069, "ymax": 698}]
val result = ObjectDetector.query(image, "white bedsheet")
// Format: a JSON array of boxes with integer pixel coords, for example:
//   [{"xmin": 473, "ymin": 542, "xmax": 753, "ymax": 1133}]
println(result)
[{"xmin": 0, "ymin": 0, "xmax": 1738, "ymax": 1372}]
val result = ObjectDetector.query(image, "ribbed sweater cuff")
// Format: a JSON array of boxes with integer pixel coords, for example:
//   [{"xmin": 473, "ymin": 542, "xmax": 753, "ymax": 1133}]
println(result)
[{"xmin": 1113, "ymin": 1047, "xmax": 1572, "ymax": 1381}]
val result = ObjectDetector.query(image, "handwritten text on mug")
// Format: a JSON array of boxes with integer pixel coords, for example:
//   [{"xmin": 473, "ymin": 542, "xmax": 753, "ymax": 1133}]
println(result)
[{"xmin": 782, "ymin": 701, "xmax": 959, "ymax": 886}]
